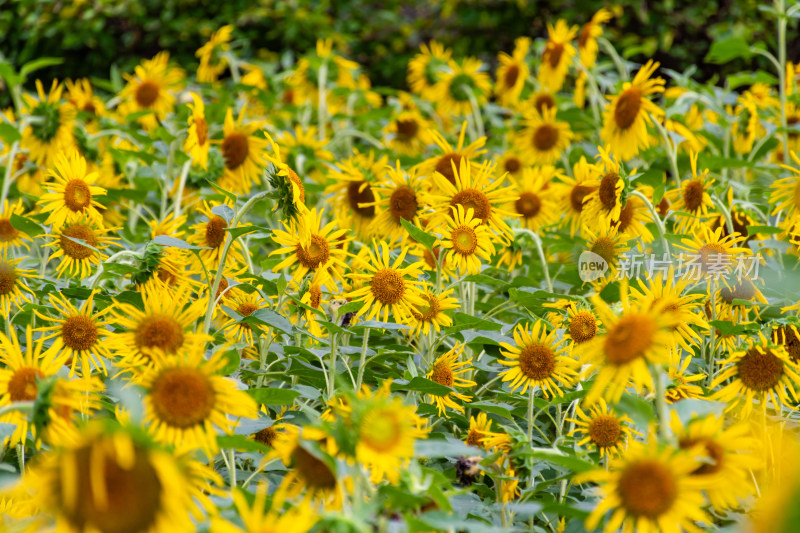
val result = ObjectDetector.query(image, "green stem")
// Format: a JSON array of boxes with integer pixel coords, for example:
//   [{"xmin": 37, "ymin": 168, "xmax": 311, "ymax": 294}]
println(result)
[
  {"xmin": 328, "ymin": 332, "xmax": 338, "ymax": 399},
  {"xmin": 777, "ymin": 0, "xmax": 790, "ymax": 160},
  {"xmin": 651, "ymin": 114, "xmax": 681, "ymax": 185},
  {"xmin": 173, "ymin": 159, "xmax": 192, "ymax": 220},
  {"xmin": 630, "ymin": 190, "xmax": 670, "ymax": 255},
  {"xmin": 0, "ymin": 142, "xmax": 18, "ymax": 207},
  {"xmin": 356, "ymin": 328, "xmax": 371, "ymax": 390},
  {"xmin": 652, "ymin": 364, "xmax": 669, "ymax": 441},
  {"xmin": 527, "ymin": 386, "xmax": 536, "ymax": 443},
  {"xmin": 16, "ymin": 443, "xmax": 24, "ymax": 472},
  {"xmin": 318, "ymin": 59, "xmax": 328, "ymax": 142}
]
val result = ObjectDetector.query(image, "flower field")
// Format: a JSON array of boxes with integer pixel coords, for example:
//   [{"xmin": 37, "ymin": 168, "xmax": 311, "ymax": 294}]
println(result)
[{"xmin": 2, "ymin": 4, "xmax": 800, "ymax": 532}]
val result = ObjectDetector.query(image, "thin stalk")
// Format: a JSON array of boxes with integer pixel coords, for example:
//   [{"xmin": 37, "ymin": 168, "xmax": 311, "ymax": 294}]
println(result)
[
  {"xmin": 527, "ymin": 386, "xmax": 535, "ymax": 443},
  {"xmin": 530, "ymin": 231, "xmax": 553, "ymax": 292},
  {"xmin": 777, "ymin": 0, "xmax": 790, "ymax": 160},
  {"xmin": 16, "ymin": 443, "xmax": 24, "ymax": 472},
  {"xmin": 318, "ymin": 59, "xmax": 328, "ymax": 142},
  {"xmin": 630, "ymin": 190, "xmax": 670, "ymax": 255},
  {"xmin": 652, "ymin": 364, "xmax": 669, "ymax": 440},
  {"xmin": 228, "ymin": 449, "xmax": 237, "ymax": 486},
  {"xmin": 651, "ymin": 114, "xmax": 681, "ymax": 185},
  {"xmin": 356, "ymin": 328, "xmax": 371, "ymax": 390},
  {"xmin": 173, "ymin": 159, "xmax": 192, "ymax": 219},
  {"xmin": 328, "ymin": 332, "xmax": 338, "ymax": 399},
  {"xmin": 0, "ymin": 142, "xmax": 18, "ymax": 207}
]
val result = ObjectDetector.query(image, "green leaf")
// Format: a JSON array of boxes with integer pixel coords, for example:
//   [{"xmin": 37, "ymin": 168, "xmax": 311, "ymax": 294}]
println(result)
[
  {"xmin": 351, "ymin": 320, "xmax": 413, "ymax": 331},
  {"xmin": 400, "ymin": 218, "xmax": 437, "ymax": 249},
  {"xmin": 216, "ymin": 434, "xmax": 269, "ymax": 453},
  {"xmin": 698, "ymin": 154, "xmax": 751, "ymax": 171},
  {"xmin": 391, "ymin": 377, "xmax": 452, "ymax": 396},
  {"xmin": 0, "ymin": 123, "xmax": 21, "ymax": 144},
  {"xmin": 709, "ymin": 319, "xmax": 749, "ymax": 336},
  {"xmin": 442, "ymin": 313, "xmax": 502, "ymax": 333},
  {"xmin": 0, "ymin": 62, "xmax": 21, "ymax": 87},
  {"xmin": 211, "ymin": 204, "xmax": 235, "ymax": 223},
  {"xmin": 614, "ymin": 394, "xmax": 655, "ymax": 428},
  {"xmin": 10, "ymin": 214, "xmax": 43, "ymax": 237},
  {"xmin": 415, "ymin": 438, "xmax": 485, "ymax": 458},
  {"xmin": 19, "ymin": 57, "xmax": 64, "ymax": 80},
  {"xmin": 152, "ymin": 235, "xmax": 210, "ymax": 250},
  {"xmin": 468, "ymin": 402, "xmax": 515, "ymax": 420},
  {"xmin": 246, "ymin": 387, "xmax": 301, "ymax": 406},
  {"xmin": 526, "ymin": 448, "xmax": 595, "ymax": 473},
  {"xmin": 217, "ymin": 349, "xmax": 241, "ymax": 375},
  {"xmin": 705, "ymin": 37, "xmax": 753, "ymax": 64},
  {"xmin": 244, "ymin": 309, "xmax": 294, "ymax": 335},
  {"xmin": 747, "ymin": 225, "xmax": 783, "ymax": 235},
  {"xmin": 226, "ymin": 226, "xmax": 259, "ymax": 239}
]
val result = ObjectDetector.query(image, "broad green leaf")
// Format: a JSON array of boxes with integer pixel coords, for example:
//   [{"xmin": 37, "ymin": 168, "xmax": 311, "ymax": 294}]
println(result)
[
  {"xmin": 212, "ymin": 204, "xmax": 235, "ymax": 223},
  {"xmin": 10, "ymin": 214, "xmax": 43, "ymax": 237},
  {"xmin": 246, "ymin": 387, "xmax": 301, "ymax": 406},
  {"xmin": 391, "ymin": 377, "xmax": 452, "ymax": 396},
  {"xmin": 525, "ymin": 447, "xmax": 595, "ymax": 473},
  {"xmin": 19, "ymin": 57, "xmax": 64, "ymax": 80},
  {"xmin": 705, "ymin": 37, "xmax": 752, "ymax": 64},
  {"xmin": 400, "ymin": 218, "xmax": 437, "ymax": 249},
  {"xmin": 747, "ymin": 225, "xmax": 783, "ymax": 235},
  {"xmin": 614, "ymin": 394, "xmax": 655, "ymax": 428},
  {"xmin": 0, "ymin": 122, "xmax": 21, "ymax": 144},
  {"xmin": 152, "ymin": 235, "xmax": 210, "ymax": 250},
  {"xmin": 216, "ymin": 434, "xmax": 269, "ymax": 453},
  {"xmin": 246, "ymin": 308, "xmax": 294, "ymax": 335}
]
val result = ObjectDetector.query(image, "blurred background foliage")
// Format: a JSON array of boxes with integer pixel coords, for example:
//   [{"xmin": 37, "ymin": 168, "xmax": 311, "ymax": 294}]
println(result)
[{"xmin": 0, "ymin": 0, "xmax": 794, "ymax": 94}]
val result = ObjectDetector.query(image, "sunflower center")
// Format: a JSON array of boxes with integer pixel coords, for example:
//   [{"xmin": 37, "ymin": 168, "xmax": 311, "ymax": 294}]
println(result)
[
  {"xmin": 533, "ymin": 124, "xmax": 559, "ymax": 151},
  {"xmin": 568, "ymin": 311, "xmax": 597, "ymax": 343},
  {"xmin": 598, "ymin": 173, "xmax": 619, "ymax": 210},
  {"xmin": 389, "ymin": 186, "xmax": 419, "ymax": 222},
  {"xmin": 617, "ymin": 460, "xmax": 678, "ymax": 518},
  {"xmin": 150, "ymin": 367, "xmax": 216, "ymax": 428},
  {"xmin": 588, "ymin": 415, "xmax": 622, "ymax": 448},
  {"xmin": 8, "ymin": 366, "xmax": 45, "ymax": 401},
  {"xmin": 0, "ymin": 262, "xmax": 17, "ymax": 295},
  {"xmin": 683, "ymin": 180, "xmax": 705, "ymax": 211},
  {"xmin": 614, "ymin": 87, "xmax": 643, "ymax": 130},
  {"xmin": 774, "ymin": 326, "xmax": 800, "ymax": 363},
  {"xmin": 435, "ymin": 153, "xmax": 463, "ymax": 185},
  {"xmin": 286, "ymin": 169, "xmax": 306, "ymax": 203},
  {"xmin": 347, "ymin": 181, "xmax": 376, "ymax": 218},
  {"xmin": 431, "ymin": 359, "xmax": 454, "ymax": 387},
  {"xmin": 720, "ymin": 280, "xmax": 756, "ymax": 303},
  {"xmin": 238, "ymin": 302, "xmax": 259, "ymax": 316},
  {"xmin": 64, "ymin": 179, "xmax": 92, "ymax": 212},
  {"xmin": 697, "ymin": 243, "xmax": 727, "ymax": 274},
  {"xmin": 737, "ymin": 348, "xmax": 784, "ymax": 391},
  {"xmin": 616, "ymin": 200, "xmax": 635, "ymax": 232},
  {"xmin": 546, "ymin": 42, "xmax": 564, "ymax": 68},
  {"xmin": 578, "ymin": 23, "xmax": 593, "ymax": 48},
  {"xmin": 253, "ymin": 427, "xmax": 278, "ymax": 447},
  {"xmin": 518, "ymin": 343, "xmax": 555, "ymax": 381},
  {"xmin": 59, "ymin": 445, "xmax": 163, "ymax": 533},
  {"xmin": 534, "ymin": 93, "xmax": 556, "ymax": 113},
  {"xmin": 31, "ymin": 102, "xmax": 62, "ymax": 141},
  {"xmin": 503, "ymin": 64, "xmax": 520, "ymax": 88},
  {"xmin": 515, "ymin": 191, "xmax": 541, "ymax": 218},
  {"xmin": 292, "ymin": 445, "xmax": 337, "ymax": 489},
  {"xmin": 361, "ymin": 409, "xmax": 403, "ymax": 452},
  {"xmin": 204, "ymin": 216, "xmax": 228, "ymax": 249},
  {"xmin": 570, "ymin": 185, "xmax": 595, "ymax": 213},
  {"xmin": 62, "ymin": 315, "xmax": 99, "ymax": 351},
  {"xmin": 504, "ymin": 157, "xmax": 522, "ymax": 174},
  {"xmin": 0, "ymin": 218, "xmax": 18, "ymax": 242},
  {"xmin": 451, "ymin": 189, "xmax": 491, "ymax": 222},
  {"xmin": 452, "ymin": 225, "xmax": 478, "ymax": 255},
  {"xmin": 371, "ymin": 268, "xmax": 405, "ymax": 305},
  {"xmin": 296, "ymin": 234, "xmax": 331, "ymax": 269},
  {"xmin": 465, "ymin": 428, "xmax": 483, "ymax": 448},
  {"xmin": 134, "ymin": 81, "xmax": 160, "ymax": 107},
  {"xmin": 60, "ymin": 223, "xmax": 98, "ymax": 260},
  {"xmin": 221, "ymin": 132, "xmax": 249, "ymax": 170},
  {"xmin": 604, "ymin": 313, "xmax": 655, "ymax": 365},
  {"xmin": 395, "ymin": 118, "xmax": 419, "ymax": 140},
  {"xmin": 413, "ymin": 294, "xmax": 441, "ymax": 321},
  {"xmin": 309, "ymin": 285, "xmax": 322, "ymax": 309},
  {"xmin": 590, "ymin": 236, "xmax": 617, "ymax": 265},
  {"xmin": 133, "ymin": 314, "xmax": 185, "ymax": 355},
  {"xmin": 679, "ymin": 437, "xmax": 725, "ymax": 475},
  {"xmin": 195, "ymin": 117, "xmax": 208, "ymax": 146}
]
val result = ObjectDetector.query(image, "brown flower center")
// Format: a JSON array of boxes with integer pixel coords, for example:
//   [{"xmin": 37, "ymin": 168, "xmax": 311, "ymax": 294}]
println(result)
[
  {"xmin": 578, "ymin": 24, "xmax": 593, "ymax": 49},
  {"xmin": 133, "ymin": 314, "xmax": 185, "ymax": 355},
  {"xmin": 534, "ymin": 93, "xmax": 556, "ymax": 113},
  {"xmin": 515, "ymin": 192, "xmax": 541, "ymax": 218},
  {"xmin": 253, "ymin": 427, "xmax": 278, "ymax": 447},
  {"xmin": 683, "ymin": 180, "xmax": 705, "ymax": 211},
  {"xmin": 413, "ymin": 293, "xmax": 441, "ymax": 321},
  {"xmin": 0, "ymin": 218, "xmax": 18, "ymax": 242},
  {"xmin": 292, "ymin": 445, "xmax": 337, "ymax": 489},
  {"xmin": 590, "ymin": 236, "xmax": 617, "ymax": 265},
  {"xmin": 430, "ymin": 359, "xmax": 454, "ymax": 387},
  {"xmin": 389, "ymin": 186, "xmax": 418, "ymax": 222},
  {"xmin": 617, "ymin": 460, "xmax": 678, "ymax": 518},
  {"xmin": 60, "ymin": 223, "xmax": 98, "ymax": 260},
  {"xmin": 309, "ymin": 285, "xmax": 322, "ymax": 309},
  {"xmin": 737, "ymin": 348, "xmax": 784, "ymax": 392},
  {"xmin": 504, "ymin": 157, "xmax": 522, "ymax": 174},
  {"xmin": 615, "ymin": 200, "xmax": 635, "ymax": 232},
  {"xmin": 568, "ymin": 311, "xmax": 597, "ymax": 343},
  {"xmin": 598, "ymin": 173, "xmax": 619, "ymax": 210},
  {"xmin": 238, "ymin": 302, "xmax": 259, "ymax": 316},
  {"xmin": 134, "ymin": 81, "xmax": 160, "ymax": 108},
  {"xmin": 503, "ymin": 64, "xmax": 520, "ymax": 88},
  {"xmin": 533, "ymin": 124, "xmax": 559, "ymax": 151},
  {"xmin": 150, "ymin": 367, "xmax": 216, "ymax": 428},
  {"xmin": 221, "ymin": 132, "xmax": 249, "ymax": 170},
  {"xmin": 8, "ymin": 366, "xmax": 45, "ymax": 401},
  {"xmin": 546, "ymin": 42, "xmax": 564, "ymax": 68},
  {"xmin": 296, "ymin": 234, "xmax": 331, "ymax": 269},
  {"xmin": 696, "ymin": 243, "xmax": 728, "ymax": 274},
  {"xmin": 518, "ymin": 343, "xmax": 555, "ymax": 381},
  {"xmin": 435, "ymin": 153, "xmax": 463, "ymax": 185},
  {"xmin": 395, "ymin": 118, "xmax": 419, "ymax": 140},
  {"xmin": 614, "ymin": 87, "xmax": 642, "ymax": 130},
  {"xmin": 451, "ymin": 189, "xmax": 491, "ymax": 222},
  {"xmin": 371, "ymin": 268, "xmax": 405, "ymax": 305},
  {"xmin": 773, "ymin": 326, "xmax": 800, "ymax": 363},
  {"xmin": 570, "ymin": 185, "xmax": 595, "ymax": 213},
  {"xmin": 0, "ymin": 262, "xmax": 17, "ymax": 295},
  {"xmin": 347, "ymin": 181, "xmax": 376, "ymax": 218},
  {"xmin": 588, "ymin": 415, "xmax": 621, "ymax": 448},
  {"xmin": 195, "ymin": 117, "xmax": 208, "ymax": 146},
  {"xmin": 204, "ymin": 216, "xmax": 227, "ymax": 249},
  {"xmin": 720, "ymin": 280, "xmax": 756, "ymax": 303},
  {"xmin": 62, "ymin": 315, "xmax": 98, "ymax": 351},
  {"xmin": 679, "ymin": 437, "xmax": 725, "ymax": 475},
  {"xmin": 604, "ymin": 314, "xmax": 655, "ymax": 365},
  {"xmin": 64, "ymin": 180, "xmax": 92, "ymax": 212}
]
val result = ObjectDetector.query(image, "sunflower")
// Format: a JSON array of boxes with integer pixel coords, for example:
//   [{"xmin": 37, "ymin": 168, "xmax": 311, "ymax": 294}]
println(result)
[
  {"xmin": 184, "ymin": 92, "xmax": 210, "ymax": 169},
  {"xmin": 218, "ymin": 289, "xmax": 269, "ymax": 345},
  {"xmin": 426, "ymin": 343, "xmax": 476, "ymax": 415},
  {"xmin": 292, "ymin": 270, "xmax": 329, "ymax": 338},
  {"xmin": 364, "ymin": 162, "xmax": 432, "ymax": 243},
  {"xmin": 584, "ymin": 224, "xmax": 629, "ymax": 276},
  {"xmin": 464, "ymin": 411, "xmax": 494, "ymax": 449},
  {"xmin": 211, "ymin": 484, "xmax": 318, "ymax": 533},
  {"xmin": 409, "ymin": 287, "xmax": 460, "ymax": 336},
  {"xmin": 664, "ymin": 152, "xmax": 715, "ymax": 234},
  {"xmin": 581, "ymin": 146, "xmax": 626, "ymax": 229},
  {"xmin": 611, "ymin": 187, "xmax": 655, "ymax": 242},
  {"xmin": 347, "ymin": 241, "xmax": 427, "ymax": 324},
  {"xmin": 514, "ymin": 104, "xmax": 574, "ymax": 165},
  {"xmin": 771, "ymin": 149, "xmax": 800, "ymax": 221},
  {"xmin": 270, "ymin": 207, "xmax": 350, "ymax": 289},
  {"xmin": 714, "ymin": 277, "xmax": 768, "ymax": 324},
  {"xmin": 665, "ymin": 352, "xmax": 706, "ymax": 404},
  {"xmin": 187, "ymin": 201, "xmax": 248, "ymax": 269},
  {"xmin": 430, "ymin": 158, "xmax": 518, "ymax": 243},
  {"xmin": 537, "ymin": 20, "xmax": 578, "ymax": 94},
  {"xmin": 578, "ymin": 9, "xmax": 613, "ymax": 69},
  {"xmin": 118, "ymin": 51, "xmax": 184, "ymax": 130},
  {"xmin": 28, "ymin": 422, "xmax": 220, "ymax": 533},
  {"xmin": 564, "ymin": 305, "xmax": 602, "ymax": 347},
  {"xmin": 418, "ymin": 122, "xmax": 487, "ymax": 189},
  {"xmin": 196, "ymin": 24, "xmax": 233, "ymax": 83},
  {"xmin": 264, "ymin": 131, "xmax": 307, "ymax": 223},
  {"xmin": 568, "ymin": 398, "xmax": 640, "ymax": 460},
  {"xmin": 384, "ymin": 109, "xmax": 434, "ymax": 156},
  {"xmin": 139, "ymin": 346, "xmax": 258, "ymax": 453},
  {"xmin": 439, "ymin": 204, "xmax": 497, "ymax": 276},
  {"xmin": 676, "ymin": 225, "xmax": 750, "ymax": 285},
  {"xmin": 577, "ymin": 439, "xmax": 711, "ymax": 533},
  {"xmin": 601, "ymin": 60, "xmax": 665, "ymax": 161},
  {"xmin": 325, "ymin": 150, "xmax": 386, "ymax": 239},
  {"xmin": 711, "ymin": 332, "xmax": 800, "ymax": 416},
  {"xmin": 554, "ymin": 156, "xmax": 601, "ymax": 236},
  {"xmin": 0, "ymin": 255, "xmax": 38, "ymax": 315},
  {"xmin": 65, "ymin": 77, "xmax": 106, "ymax": 118},
  {"xmin": 35, "ymin": 290, "xmax": 112, "ymax": 377},
  {"xmin": 430, "ymin": 57, "xmax": 492, "ymax": 117},
  {"xmin": 772, "ymin": 323, "xmax": 800, "ymax": 363},
  {"xmin": 110, "ymin": 283, "xmax": 209, "ymax": 371},
  {"xmin": 508, "ymin": 166, "xmax": 560, "ymax": 231},
  {"xmin": 670, "ymin": 413, "xmax": 760, "ymax": 512},
  {"xmin": 0, "ymin": 200, "xmax": 33, "ymax": 251},
  {"xmin": 216, "ymin": 106, "xmax": 270, "ymax": 194},
  {"xmin": 494, "ymin": 37, "xmax": 531, "ymax": 108},
  {"xmin": 45, "ymin": 216, "xmax": 120, "ymax": 279},
  {"xmin": 20, "ymin": 79, "xmax": 76, "ymax": 167},
  {"xmin": 497, "ymin": 321, "xmax": 578, "ymax": 396},
  {"xmin": 407, "ymin": 41, "xmax": 452, "ymax": 99},
  {"xmin": 579, "ymin": 293, "xmax": 677, "ymax": 404},
  {"xmin": 37, "ymin": 149, "xmax": 106, "ymax": 228},
  {"xmin": 497, "ymin": 147, "xmax": 529, "ymax": 181},
  {"xmin": 275, "ymin": 125, "xmax": 335, "ymax": 185}
]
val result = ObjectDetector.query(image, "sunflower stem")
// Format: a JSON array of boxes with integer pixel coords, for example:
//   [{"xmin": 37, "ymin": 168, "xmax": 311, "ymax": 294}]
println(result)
[
  {"xmin": 706, "ymin": 278, "xmax": 718, "ymax": 388},
  {"xmin": 651, "ymin": 113, "xmax": 681, "ymax": 185},
  {"xmin": 0, "ymin": 142, "xmax": 18, "ymax": 208},
  {"xmin": 777, "ymin": 0, "xmax": 790, "ymax": 161},
  {"xmin": 228, "ymin": 449, "xmax": 237, "ymax": 486},
  {"xmin": 528, "ymin": 230, "xmax": 553, "ymax": 293},
  {"xmin": 356, "ymin": 328, "xmax": 371, "ymax": 390},
  {"xmin": 328, "ymin": 332, "xmax": 337, "ymax": 399},
  {"xmin": 597, "ymin": 37, "xmax": 628, "ymax": 81},
  {"xmin": 318, "ymin": 58, "xmax": 328, "ymax": 142},
  {"xmin": 630, "ymin": 190, "xmax": 670, "ymax": 256},
  {"xmin": 16, "ymin": 443, "xmax": 24, "ymax": 472},
  {"xmin": 527, "ymin": 386, "xmax": 536, "ymax": 443},
  {"xmin": 173, "ymin": 158, "xmax": 192, "ymax": 220},
  {"xmin": 652, "ymin": 364, "xmax": 670, "ymax": 440}
]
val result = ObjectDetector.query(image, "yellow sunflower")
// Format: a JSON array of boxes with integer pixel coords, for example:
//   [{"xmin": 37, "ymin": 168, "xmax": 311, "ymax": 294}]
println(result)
[
  {"xmin": 665, "ymin": 352, "xmax": 706, "ymax": 404},
  {"xmin": 21, "ymin": 79, "xmax": 76, "ymax": 167},
  {"xmin": 184, "ymin": 92, "xmax": 210, "ymax": 169},
  {"xmin": 275, "ymin": 125, "xmax": 335, "ymax": 185},
  {"xmin": 430, "ymin": 57, "xmax": 492, "ymax": 117},
  {"xmin": 665, "ymin": 152, "xmax": 715, "ymax": 234},
  {"xmin": 216, "ymin": 106, "xmax": 270, "ymax": 194},
  {"xmin": 612, "ymin": 187, "xmax": 655, "ymax": 242},
  {"xmin": 584, "ymin": 223, "xmax": 629, "ymax": 275},
  {"xmin": 187, "ymin": 201, "xmax": 248, "ymax": 269},
  {"xmin": 600, "ymin": 60, "xmax": 665, "ymax": 161},
  {"xmin": 494, "ymin": 37, "xmax": 531, "ymax": 108},
  {"xmin": 65, "ymin": 77, "xmax": 106, "ymax": 118},
  {"xmin": 196, "ymin": 24, "xmax": 234, "ymax": 83},
  {"xmin": 771, "ymin": 149, "xmax": 800, "ymax": 221},
  {"xmin": 772, "ymin": 324, "xmax": 800, "ymax": 364},
  {"xmin": 564, "ymin": 305, "xmax": 602, "ymax": 347},
  {"xmin": 497, "ymin": 321, "xmax": 578, "ymax": 396},
  {"xmin": 347, "ymin": 241, "xmax": 427, "ymax": 324},
  {"xmin": 417, "ymin": 121, "xmax": 487, "ymax": 189},
  {"xmin": 581, "ymin": 146, "xmax": 626, "ymax": 229},
  {"xmin": 218, "ymin": 289, "xmax": 269, "ymax": 346},
  {"xmin": 514, "ymin": 104, "xmax": 574, "ymax": 165},
  {"xmin": 325, "ymin": 150, "xmax": 386, "ymax": 239},
  {"xmin": 577, "ymin": 439, "xmax": 711, "ymax": 533},
  {"xmin": 409, "ymin": 288, "xmax": 460, "ymax": 336},
  {"xmin": 578, "ymin": 8, "xmax": 613, "ymax": 69},
  {"xmin": 384, "ymin": 109, "xmax": 434, "ymax": 156},
  {"xmin": 711, "ymin": 332, "xmax": 800, "ymax": 417},
  {"xmin": 37, "ymin": 149, "xmax": 106, "ymax": 228},
  {"xmin": 464, "ymin": 411, "xmax": 494, "ymax": 449},
  {"xmin": 45, "ymin": 217, "xmax": 120, "ymax": 279},
  {"xmin": 676, "ymin": 225, "xmax": 750, "ymax": 286},
  {"xmin": 364, "ymin": 162, "xmax": 432, "ymax": 243},
  {"xmin": 407, "ymin": 40, "xmax": 452, "ymax": 99},
  {"xmin": 0, "ymin": 200, "xmax": 33, "ymax": 250},
  {"xmin": 553, "ymin": 156, "xmax": 600, "ymax": 236},
  {"xmin": 0, "ymin": 255, "xmax": 38, "ymax": 315},
  {"xmin": 439, "ymin": 204, "xmax": 497, "ymax": 276},
  {"xmin": 118, "ymin": 51, "xmax": 185, "ymax": 130},
  {"xmin": 35, "ymin": 290, "xmax": 112, "ymax": 377},
  {"xmin": 264, "ymin": 131, "xmax": 307, "ymax": 222},
  {"xmin": 568, "ymin": 398, "xmax": 640, "ymax": 460},
  {"xmin": 426, "ymin": 342, "xmax": 476, "ymax": 415},
  {"xmin": 537, "ymin": 20, "xmax": 579, "ymax": 94},
  {"xmin": 210, "ymin": 484, "xmax": 318, "ymax": 533},
  {"xmin": 139, "ymin": 346, "xmax": 258, "ymax": 454},
  {"xmin": 508, "ymin": 165, "xmax": 560, "ymax": 231}
]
